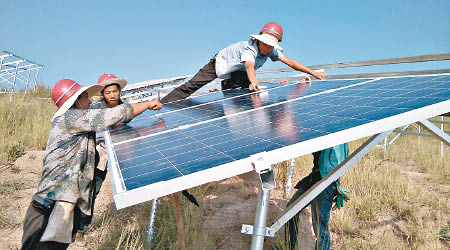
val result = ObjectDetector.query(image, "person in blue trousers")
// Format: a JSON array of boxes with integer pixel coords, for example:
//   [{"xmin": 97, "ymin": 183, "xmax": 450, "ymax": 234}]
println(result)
[{"xmin": 286, "ymin": 143, "xmax": 349, "ymax": 250}]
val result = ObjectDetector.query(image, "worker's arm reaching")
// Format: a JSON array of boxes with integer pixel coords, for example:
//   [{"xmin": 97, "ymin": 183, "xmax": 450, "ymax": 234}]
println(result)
[
  {"xmin": 244, "ymin": 61, "xmax": 261, "ymax": 91},
  {"xmin": 131, "ymin": 99, "xmax": 162, "ymax": 117},
  {"xmin": 280, "ymin": 56, "xmax": 327, "ymax": 80}
]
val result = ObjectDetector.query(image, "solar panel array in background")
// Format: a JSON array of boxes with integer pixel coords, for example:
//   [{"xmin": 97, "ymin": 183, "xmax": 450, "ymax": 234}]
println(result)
[{"xmin": 108, "ymin": 75, "xmax": 450, "ymax": 191}]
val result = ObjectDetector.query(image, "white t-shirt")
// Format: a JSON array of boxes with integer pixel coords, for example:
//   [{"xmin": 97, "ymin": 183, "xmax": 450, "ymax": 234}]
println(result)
[{"xmin": 215, "ymin": 39, "xmax": 285, "ymax": 79}]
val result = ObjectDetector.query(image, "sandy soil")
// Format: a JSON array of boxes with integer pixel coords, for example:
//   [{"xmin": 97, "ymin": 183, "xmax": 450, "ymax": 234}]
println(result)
[
  {"xmin": 201, "ymin": 176, "xmax": 316, "ymax": 250},
  {"xmin": 0, "ymin": 151, "xmax": 115, "ymax": 250},
  {"xmin": 0, "ymin": 150, "xmax": 43, "ymax": 250}
]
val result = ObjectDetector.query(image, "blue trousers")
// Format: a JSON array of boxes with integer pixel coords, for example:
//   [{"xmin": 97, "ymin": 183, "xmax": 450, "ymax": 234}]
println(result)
[{"xmin": 286, "ymin": 178, "xmax": 336, "ymax": 250}]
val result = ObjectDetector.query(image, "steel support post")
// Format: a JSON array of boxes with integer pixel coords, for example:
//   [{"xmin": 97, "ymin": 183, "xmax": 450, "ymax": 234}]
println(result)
[
  {"xmin": 418, "ymin": 124, "xmax": 421, "ymax": 149},
  {"xmin": 242, "ymin": 152, "xmax": 276, "ymax": 249},
  {"xmin": 146, "ymin": 199, "xmax": 158, "ymax": 244},
  {"xmin": 269, "ymin": 130, "xmax": 393, "ymax": 233},
  {"xmin": 34, "ymin": 69, "xmax": 40, "ymax": 90},
  {"xmin": 24, "ymin": 67, "xmax": 31, "ymax": 96},
  {"xmin": 441, "ymin": 116, "xmax": 444, "ymax": 157},
  {"xmin": 0, "ymin": 56, "xmax": 4, "ymax": 72},
  {"xmin": 384, "ymin": 136, "xmax": 388, "ymax": 153},
  {"xmin": 9, "ymin": 62, "xmax": 19, "ymax": 102},
  {"xmin": 285, "ymin": 158, "xmax": 295, "ymax": 196},
  {"xmin": 250, "ymin": 187, "xmax": 271, "ymax": 250}
]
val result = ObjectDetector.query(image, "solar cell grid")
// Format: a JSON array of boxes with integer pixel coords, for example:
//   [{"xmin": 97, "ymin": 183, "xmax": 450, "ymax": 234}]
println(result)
[{"xmin": 106, "ymin": 74, "xmax": 450, "ymax": 208}]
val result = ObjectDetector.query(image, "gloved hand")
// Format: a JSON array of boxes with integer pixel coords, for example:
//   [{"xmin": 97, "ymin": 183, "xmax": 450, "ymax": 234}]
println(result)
[{"xmin": 333, "ymin": 186, "xmax": 350, "ymax": 210}]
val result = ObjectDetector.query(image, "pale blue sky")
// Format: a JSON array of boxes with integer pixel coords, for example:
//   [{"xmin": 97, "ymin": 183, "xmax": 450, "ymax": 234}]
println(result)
[{"xmin": 1, "ymin": 0, "xmax": 449, "ymax": 89}]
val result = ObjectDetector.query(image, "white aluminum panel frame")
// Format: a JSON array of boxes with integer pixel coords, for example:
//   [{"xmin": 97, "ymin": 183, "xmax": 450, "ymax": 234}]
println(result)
[
  {"xmin": 105, "ymin": 130, "xmax": 126, "ymax": 195},
  {"xmin": 108, "ymin": 74, "xmax": 450, "ymax": 209}
]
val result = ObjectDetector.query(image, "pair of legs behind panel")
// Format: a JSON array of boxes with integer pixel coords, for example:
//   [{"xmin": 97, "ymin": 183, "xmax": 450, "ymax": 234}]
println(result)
[
  {"xmin": 285, "ymin": 153, "xmax": 337, "ymax": 250},
  {"xmin": 160, "ymin": 56, "xmax": 251, "ymax": 103}
]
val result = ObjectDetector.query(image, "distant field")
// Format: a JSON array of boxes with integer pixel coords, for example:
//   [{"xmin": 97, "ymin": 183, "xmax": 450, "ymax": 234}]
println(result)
[{"xmin": 0, "ymin": 86, "xmax": 54, "ymax": 164}]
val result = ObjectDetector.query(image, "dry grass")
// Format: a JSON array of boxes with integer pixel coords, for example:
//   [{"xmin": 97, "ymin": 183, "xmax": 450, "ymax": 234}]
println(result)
[
  {"xmin": 0, "ymin": 85, "xmax": 54, "ymax": 163},
  {"xmin": 332, "ymin": 128, "xmax": 450, "ymax": 250},
  {"xmin": 1, "ymin": 88, "xmax": 448, "ymax": 249},
  {"xmin": 77, "ymin": 129, "xmax": 449, "ymax": 249},
  {"xmin": 84, "ymin": 189, "xmax": 221, "ymax": 250}
]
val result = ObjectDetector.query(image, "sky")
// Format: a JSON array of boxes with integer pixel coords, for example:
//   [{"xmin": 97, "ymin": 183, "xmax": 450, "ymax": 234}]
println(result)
[{"xmin": 1, "ymin": 0, "xmax": 449, "ymax": 89}]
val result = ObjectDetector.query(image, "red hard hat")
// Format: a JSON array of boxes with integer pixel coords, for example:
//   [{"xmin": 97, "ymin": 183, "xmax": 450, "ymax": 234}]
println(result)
[
  {"xmin": 98, "ymin": 73, "xmax": 118, "ymax": 85},
  {"xmin": 51, "ymin": 79, "xmax": 82, "ymax": 108},
  {"xmin": 260, "ymin": 22, "xmax": 283, "ymax": 42}
]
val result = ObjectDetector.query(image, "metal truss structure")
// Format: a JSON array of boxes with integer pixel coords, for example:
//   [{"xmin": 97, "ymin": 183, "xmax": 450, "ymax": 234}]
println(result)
[
  {"xmin": 0, "ymin": 51, "xmax": 44, "ymax": 102},
  {"xmin": 384, "ymin": 117, "xmax": 450, "ymax": 157},
  {"xmin": 121, "ymin": 75, "xmax": 190, "ymax": 103}
]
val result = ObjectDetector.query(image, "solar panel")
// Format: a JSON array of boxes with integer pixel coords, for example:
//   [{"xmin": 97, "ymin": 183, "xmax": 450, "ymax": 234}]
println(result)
[{"xmin": 105, "ymin": 74, "xmax": 450, "ymax": 209}]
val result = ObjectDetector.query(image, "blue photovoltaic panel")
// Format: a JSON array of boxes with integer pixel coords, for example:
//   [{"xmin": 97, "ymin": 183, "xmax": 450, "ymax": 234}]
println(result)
[{"xmin": 107, "ymin": 74, "xmax": 450, "ymax": 199}]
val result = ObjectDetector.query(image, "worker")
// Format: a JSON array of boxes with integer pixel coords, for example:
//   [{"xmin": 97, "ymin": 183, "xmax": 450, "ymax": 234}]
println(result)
[
  {"xmin": 21, "ymin": 79, "xmax": 162, "ymax": 250},
  {"xmin": 161, "ymin": 22, "xmax": 326, "ymax": 103},
  {"xmin": 87, "ymin": 73, "xmax": 129, "ymax": 235},
  {"xmin": 90, "ymin": 73, "xmax": 127, "ymax": 109},
  {"xmin": 90, "ymin": 73, "xmax": 200, "ymax": 207},
  {"xmin": 285, "ymin": 144, "xmax": 350, "ymax": 250}
]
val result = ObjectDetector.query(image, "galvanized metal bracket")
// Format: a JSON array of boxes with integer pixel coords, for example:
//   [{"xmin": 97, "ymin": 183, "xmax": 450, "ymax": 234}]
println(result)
[
  {"xmin": 250, "ymin": 152, "xmax": 276, "ymax": 191},
  {"xmin": 250, "ymin": 152, "xmax": 271, "ymax": 173},
  {"xmin": 241, "ymin": 224, "xmax": 275, "ymax": 237}
]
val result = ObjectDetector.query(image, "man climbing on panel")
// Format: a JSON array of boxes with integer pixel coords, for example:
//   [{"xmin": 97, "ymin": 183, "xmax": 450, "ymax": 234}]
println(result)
[{"xmin": 161, "ymin": 22, "xmax": 326, "ymax": 103}]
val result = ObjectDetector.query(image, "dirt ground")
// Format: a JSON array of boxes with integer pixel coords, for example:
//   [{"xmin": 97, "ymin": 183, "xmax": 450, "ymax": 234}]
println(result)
[
  {"xmin": 0, "ymin": 151, "xmax": 129, "ymax": 250},
  {"xmin": 1, "ymin": 151, "xmax": 316, "ymax": 250},
  {"xmin": 1, "ymin": 150, "xmax": 44, "ymax": 250},
  {"xmin": 202, "ymin": 177, "xmax": 316, "ymax": 250},
  {"xmin": 3, "ymin": 149, "xmax": 449, "ymax": 249}
]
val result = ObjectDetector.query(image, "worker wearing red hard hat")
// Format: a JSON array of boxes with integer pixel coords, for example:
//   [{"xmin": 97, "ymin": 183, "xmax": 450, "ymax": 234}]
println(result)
[
  {"xmin": 89, "ymin": 73, "xmax": 131, "ymax": 221},
  {"xmin": 21, "ymin": 79, "xmax": 162, "ymax": 249},
  {"xmin": 161, "ymin": 22, "xmax": 326, "ymax": 103},
  {"xmin": 90, "ymin": 73, "xmax": 127, "ymax": 109}
]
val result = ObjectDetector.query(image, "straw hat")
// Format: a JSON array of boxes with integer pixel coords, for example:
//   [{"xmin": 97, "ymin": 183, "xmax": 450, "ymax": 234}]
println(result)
[
  {"xmin": 249, "ymin": 33, "xmax": 284, "ymax": 51},
  {"xmin": 97, "ymin": 73, "xmax": 127, "ymax": 90}
]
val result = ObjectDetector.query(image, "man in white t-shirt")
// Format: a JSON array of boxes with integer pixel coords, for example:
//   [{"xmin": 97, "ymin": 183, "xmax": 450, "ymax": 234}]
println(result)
[{"xmin": 161, "ymin": 22, "xmax": 326, "ymax": 103}]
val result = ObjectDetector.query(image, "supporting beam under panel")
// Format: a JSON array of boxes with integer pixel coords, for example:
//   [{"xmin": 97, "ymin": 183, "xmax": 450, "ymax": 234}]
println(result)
[
  {"xmin": 389, "ymin": 124, "xmax": 411, "ymax": 146},
  {"xmin": 146, "ymin": 199, "xmax": 158, "ymax": 244},
  {"xmin": 269, "ymin": 130, "xmax": 393, "ymax": 233},
  {"xmin": 418, "ymin": 119, "xmax": 450, "ymax": 147},
  {"xmin": 285, "ymin": 158, "xmax": 296, "ymax": 196}
]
